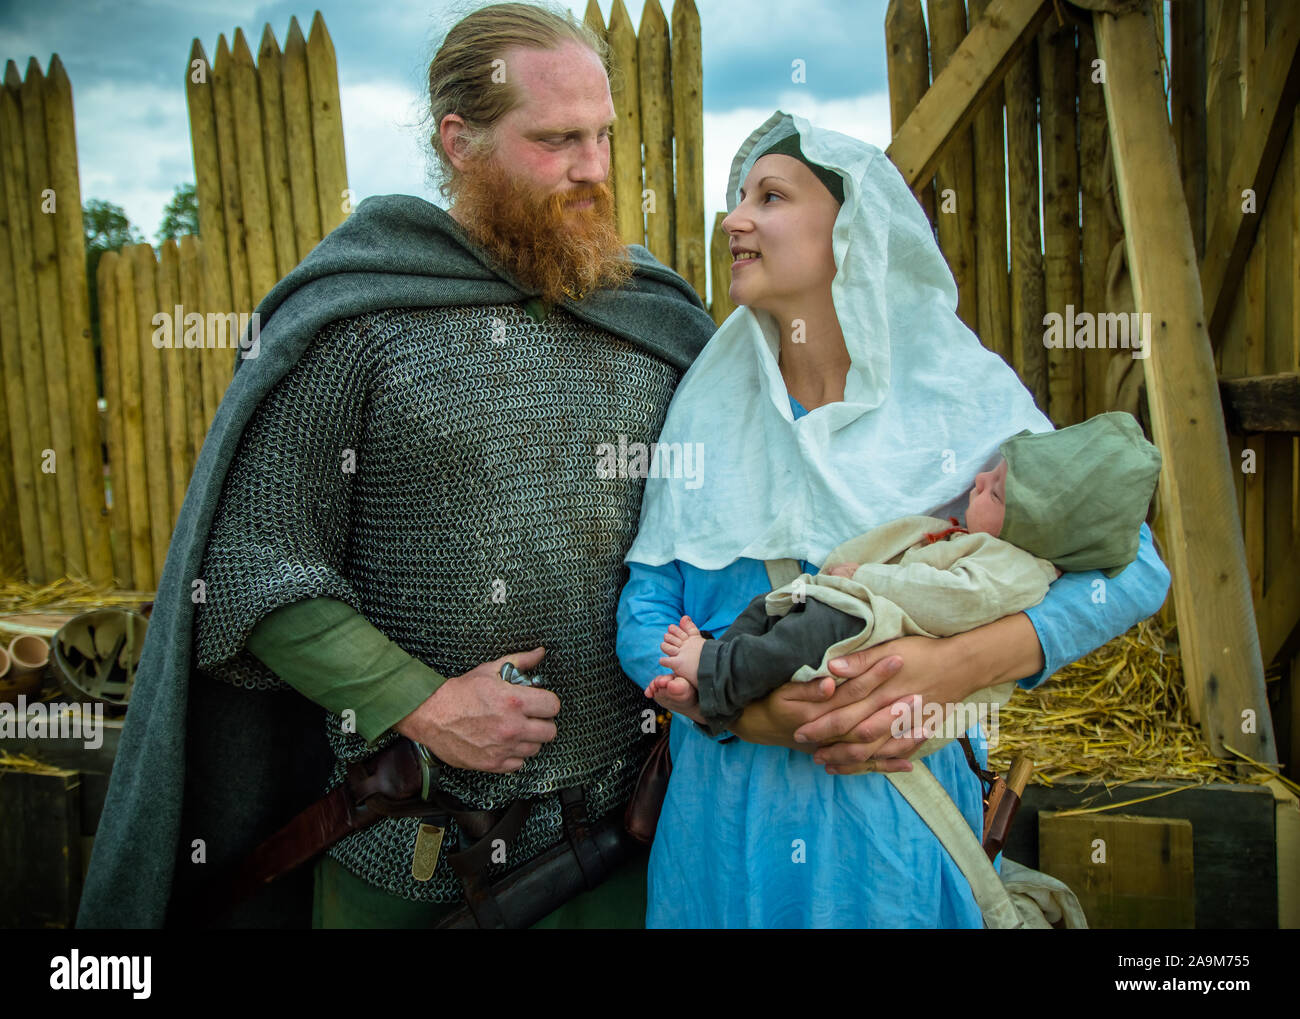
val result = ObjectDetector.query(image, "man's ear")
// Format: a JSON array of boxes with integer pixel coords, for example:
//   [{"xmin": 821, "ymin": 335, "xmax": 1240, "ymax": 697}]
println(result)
[{"xmin": 439, "ymin": 113, "xmax": 470, "ymax": 173}]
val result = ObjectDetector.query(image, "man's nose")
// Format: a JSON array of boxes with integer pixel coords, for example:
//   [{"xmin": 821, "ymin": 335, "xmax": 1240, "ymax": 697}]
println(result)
[{"xmin": 569, "ymin": 137, "xmax": 607, "ymax": 183}]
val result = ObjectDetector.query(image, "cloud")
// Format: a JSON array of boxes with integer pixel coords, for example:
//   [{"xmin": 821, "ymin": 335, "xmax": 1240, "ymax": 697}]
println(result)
[
  {"xmin": 574, "ymin": 0, "xmax": 889, "ymax": 112},
  {"xmin": 72, "ymin": 79, "xmax": 194, "ymax": 239},
  {"xmin": 340, "ymin": 78, "xmax": 443, "ymax": 209}
]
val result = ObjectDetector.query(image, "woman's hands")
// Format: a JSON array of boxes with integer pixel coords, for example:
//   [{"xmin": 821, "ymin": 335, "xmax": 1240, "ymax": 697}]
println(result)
[
  {"xmin": 733, "ymin": 612, "xmax": 1045, "ymax": 775},
  {"xmin": 731, "ymin": 660, "xmax": 917, "ymax": 772}
]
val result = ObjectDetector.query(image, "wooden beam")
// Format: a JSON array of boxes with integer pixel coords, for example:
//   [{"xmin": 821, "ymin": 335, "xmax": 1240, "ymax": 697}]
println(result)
[
  {"xmin": 1201, "ymin": 1, "xmax": 1300, "ymax": 345},
  {"xmin": 1257, "ymin": 538, "xmax": 1300, "ymax": 666},
  {"xmin": 1219, "ymin": 372, "xmax": 1300, "ymax": 433},
  {"xmin": 1094, "ymin": 4, "xmax": 1275, "ymax": 764},
  {"xmin": 886, "ymin": 0, "xmax": 1051, "ymax": 191},
  {"xmin": 886, "ymin": 0, "xmax": 937, "ymax": 222}
]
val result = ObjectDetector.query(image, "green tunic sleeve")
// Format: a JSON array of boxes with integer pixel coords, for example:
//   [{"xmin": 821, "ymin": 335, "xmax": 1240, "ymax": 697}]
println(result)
[{"xmin": 245, "ymin": 597, "xmax": 447, "ymax": 744}]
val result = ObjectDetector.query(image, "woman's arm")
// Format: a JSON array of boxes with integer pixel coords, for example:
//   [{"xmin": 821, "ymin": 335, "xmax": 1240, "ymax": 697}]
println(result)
[
  {"xmin": 616, "ymin": 561, "xmax": 712, "ymax": 728},
  {"xmin": 617, "ymin": 561, "xmax": 685, "ymax": 691},
  {"xmin": 1019, "ymin": 522, "xmax": 1169, "ymax": 689}
]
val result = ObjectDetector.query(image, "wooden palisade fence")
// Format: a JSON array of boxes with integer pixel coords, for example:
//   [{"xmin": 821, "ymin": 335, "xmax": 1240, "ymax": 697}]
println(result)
[
  {"xmin": 885, "ymin": 0, "xmax": 1298, "ymax": 774},
  {"xmin": 583, "ymin": 0, "xmax": 726, "ymax": 321},
  {"xmin": 0, "ymin": 13, "xmax": 348, "ymax": 592},
  {"xmin": 0, "ymin": 56, "xmax": 112, "ymax": 586},
  {"xmin": 0, "ymin": 5, "xmax": 731, "ymax": 588}
]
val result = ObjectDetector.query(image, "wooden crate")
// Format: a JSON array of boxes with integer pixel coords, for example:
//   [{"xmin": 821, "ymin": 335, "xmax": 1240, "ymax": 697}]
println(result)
[{"xmin": 1005, "ymin": 778, "xmax": 1277, "ymax": 929}]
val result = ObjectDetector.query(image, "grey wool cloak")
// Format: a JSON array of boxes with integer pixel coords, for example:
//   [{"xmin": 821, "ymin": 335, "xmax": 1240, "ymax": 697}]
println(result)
[{"xmin": 76, "ymin": 194, "xmax": 717, "ymax": 928}]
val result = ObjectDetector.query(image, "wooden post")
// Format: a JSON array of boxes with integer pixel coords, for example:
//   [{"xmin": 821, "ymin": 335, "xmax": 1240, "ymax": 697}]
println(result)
[
  {"xmin": 606, "ymin": 0, "xmax": 643, "ymax": 247},
  {"xmin": 95, "ymin": 252, "xmax": 128, "ymax": 587},
  {"xmin": 0, "ymin": 69, "xmax": 45, "ymax": 582},
  {"xmin": 1078, "ymin": 21, "xmax": 1116, "ymax": 422},
  {"xmin": 638, "ymin": 0, "xmax": 673, "ymax": 268},
  {"xmin": 20, "ymin": 59, "xmax": 84, "ymax": 577},
  {"xmin": 0, "ymin": 96, "xmax": 34, "ymax": 578},
  {"xmin": 1094, "ymin": 3, "xmax": 1275, "ymax": 763},
  {"xmin": 7, "ymin": 62, "xmax": 58, "ymax": 582},
  {"xmin": 186, "ymin": 38, "xmax": 227, "ymax": 280},
  {"xmin": 212, "ymin": 35, "xmax": 252, "ymax": 319},
  {"xmin": 1005, "ymin": 42, "xmax": 1047, "ymax": 409},
  {"xmin": 232, "ymin": 29, "xmax": 276, "ymax": 306},
  {"xmin": 157, "ymin": 239, "xmax": 191, "ymax": 523},
  {"xmin": 258, "ymin": 25, "xmax": 297, "ymax": 280},
  {"xmin": 178, "ymin": 236, "xmax": 207, "ymax": 471},
  {"xmin": 1039, "ymin": 20, "xmax": 1082, "ymax": 425},
  {"xmin": 968, "ymin": 0, "xmax": 1011, "ymax": 363},
  {"xmin": 282, "ymin": 17, "xmax": 321, "ymax": 259},
  {"xmin": 709, "ymin": 211, "xmax": 735, "ymax": 326},
  {"xmin": 671, "ymin": 0, "xmax": 705, "ymax": 301},
  {"xmin": 1263, "ymin": 121, "xmax": 1295, "ymax": 637},
  {"xmin": 886, "ymin": 0, "xmax": 936, "ymax": 223},
  {"xmin": 45, "ymin": 55, "xmax": 112, "ymax": 584},
  {"xmin": 926, "ymin": 0, "xmax": 978, "ymax": 332},
  {"xmin": 132, "ymin": 244, "xmax": 169, "ymax": 584},
  {"xmin": 1242, "ymin": 223, "xmax": 1265, "ymax": 601},
  {"xmin": 1171, "ymin": 0, "xmax": 1207, "ymax": 258},
  {"xmin": 307, "ymin": 12, "xmax": 347, "ymax": 239},
  {"xmin": 186, "ymin": 37, "xmax": 235, "ymax": 430},
  {"xmin": 1241, "ymin": 2, "xmax": 1267, "ymax": 606},
  {"xmin": 114, "ymin": 249, "xmax": 151, "ymax": 590}
]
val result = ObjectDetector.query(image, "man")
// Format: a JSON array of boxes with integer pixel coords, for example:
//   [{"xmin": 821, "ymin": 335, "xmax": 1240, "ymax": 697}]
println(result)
[{"xmin": 77, "ymin": 3, "xmax": 717, "ymax": 929}]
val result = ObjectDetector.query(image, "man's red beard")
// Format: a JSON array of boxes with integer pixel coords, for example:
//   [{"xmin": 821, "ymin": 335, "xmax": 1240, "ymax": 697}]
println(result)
[{"xmin": 451, "ymin": 154, "xmax": 633, "ymax": 305}]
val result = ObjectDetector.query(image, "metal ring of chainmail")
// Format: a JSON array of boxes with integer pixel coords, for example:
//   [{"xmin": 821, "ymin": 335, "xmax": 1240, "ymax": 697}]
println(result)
[{"xmin": 193, "ymin": 302, "xmax": 679, "ymax": 902}]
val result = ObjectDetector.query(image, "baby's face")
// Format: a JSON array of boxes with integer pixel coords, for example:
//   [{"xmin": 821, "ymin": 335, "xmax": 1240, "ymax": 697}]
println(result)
[{"xmin": 966, "ymin": 458, "xmax": 1008, "ymax": 536}]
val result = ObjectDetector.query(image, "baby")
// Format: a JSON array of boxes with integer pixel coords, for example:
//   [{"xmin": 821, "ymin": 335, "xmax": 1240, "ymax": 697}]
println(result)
[{"xmin": 648, "ymin": 412, "xmax": 1163, "ymax": 740}]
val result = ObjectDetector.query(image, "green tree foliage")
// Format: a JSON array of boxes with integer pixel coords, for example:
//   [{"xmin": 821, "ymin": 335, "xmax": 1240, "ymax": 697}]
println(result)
[{"xmin": 156, "ymin": 182, "xmax": 199, "ymax": 244}]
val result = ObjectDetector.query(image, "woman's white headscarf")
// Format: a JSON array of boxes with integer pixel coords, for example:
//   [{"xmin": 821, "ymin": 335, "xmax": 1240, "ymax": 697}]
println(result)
[{"xmin": 625, "ymin": 110, "xmax": 1052, "ymax": 570}]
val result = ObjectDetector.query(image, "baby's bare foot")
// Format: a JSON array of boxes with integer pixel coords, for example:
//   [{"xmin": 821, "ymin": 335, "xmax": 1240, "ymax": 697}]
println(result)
[{"xmin": 647, "ymin": 674, "xmax": 700, "ymax": 711}]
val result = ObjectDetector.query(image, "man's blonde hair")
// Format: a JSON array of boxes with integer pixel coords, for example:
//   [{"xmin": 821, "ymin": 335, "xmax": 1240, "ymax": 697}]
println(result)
[{"xmin": 427, "ymin": 2, "xmax": 611, "ymax": 198}]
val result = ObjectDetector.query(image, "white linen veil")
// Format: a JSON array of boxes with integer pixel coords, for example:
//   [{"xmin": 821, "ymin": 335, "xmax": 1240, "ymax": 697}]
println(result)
[{"xmin": 624, "ymin": 110, "xmax": 1052, "ymax": 570}]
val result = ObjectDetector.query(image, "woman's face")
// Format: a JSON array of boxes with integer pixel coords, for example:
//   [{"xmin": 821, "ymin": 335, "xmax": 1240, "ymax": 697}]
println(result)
[{"xmin": 721, "ymin": 153, "xmax": 840, "ymax": 314}]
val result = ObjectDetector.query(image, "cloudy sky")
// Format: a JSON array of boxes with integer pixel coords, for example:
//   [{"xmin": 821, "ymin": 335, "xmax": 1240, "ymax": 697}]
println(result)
[{"xmin": 1, "ymin": 0, "xmax": 894, "ymax": 287}]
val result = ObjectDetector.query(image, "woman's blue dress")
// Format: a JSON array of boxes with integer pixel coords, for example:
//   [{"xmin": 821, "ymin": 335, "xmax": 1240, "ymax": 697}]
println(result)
[{"xmin": 616, "ymin": 395, "xmax": 1171, "ymax": 928}]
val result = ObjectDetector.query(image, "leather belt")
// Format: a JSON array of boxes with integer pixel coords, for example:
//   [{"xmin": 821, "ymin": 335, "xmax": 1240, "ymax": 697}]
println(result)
[{"xmin": 210, "ymin": 738, "xmax": 638, "ymax": 928}]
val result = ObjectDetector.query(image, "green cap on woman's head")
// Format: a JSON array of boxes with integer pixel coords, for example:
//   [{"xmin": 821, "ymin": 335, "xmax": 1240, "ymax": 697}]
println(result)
[
  {"xmin": 997, "ymin": 412, "xmax": 1162, "ymax": 577},
  {"xmin": 753, "ymin": 133, "xmax": 845, "ymax": 204}
]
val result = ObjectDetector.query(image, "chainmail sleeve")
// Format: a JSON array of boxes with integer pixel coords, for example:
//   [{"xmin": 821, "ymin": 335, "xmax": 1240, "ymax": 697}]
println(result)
[{"xmin": 193, "ymin": 316, "xmax": 380, "ymax": 690}]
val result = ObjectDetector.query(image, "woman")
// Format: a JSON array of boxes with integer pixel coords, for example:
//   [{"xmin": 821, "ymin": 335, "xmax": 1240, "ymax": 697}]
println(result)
[{"xmin": 615, "ymin": 112, "xmax": 1170, "ymax": 928}]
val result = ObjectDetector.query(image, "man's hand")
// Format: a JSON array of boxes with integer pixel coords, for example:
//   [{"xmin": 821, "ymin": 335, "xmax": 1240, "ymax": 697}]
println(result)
[{"xmin": 394, "ymin": 647, "xmax": 560, "ymax": 773}]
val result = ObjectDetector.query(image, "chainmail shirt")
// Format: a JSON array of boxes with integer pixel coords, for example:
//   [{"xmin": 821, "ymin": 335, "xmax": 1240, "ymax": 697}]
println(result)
[{"xmin": 193, "ymin": 302, "xmax": 680, "ymax": 902}]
